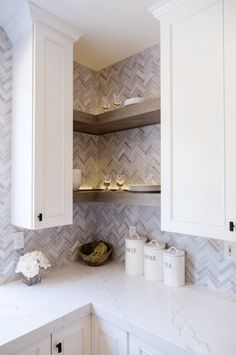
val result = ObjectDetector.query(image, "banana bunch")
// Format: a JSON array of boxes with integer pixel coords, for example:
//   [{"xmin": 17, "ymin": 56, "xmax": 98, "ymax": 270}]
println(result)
[{"xmin": 89, "ymin": 242, "xmax": 107, "ymax": 257}]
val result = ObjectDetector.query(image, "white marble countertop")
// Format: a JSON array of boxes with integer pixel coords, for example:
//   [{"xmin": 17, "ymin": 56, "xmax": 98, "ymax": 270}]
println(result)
[{"xmin": 0, "ymin": 261, "xmax": 236, "ymax": 355}]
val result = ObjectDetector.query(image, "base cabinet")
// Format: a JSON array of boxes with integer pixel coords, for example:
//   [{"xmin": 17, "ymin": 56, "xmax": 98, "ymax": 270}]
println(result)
[
  {"xmin": 92, "ymin": 315, "xmax": 128, "ymax": 355},
  {"xmin": 12, "ymin": 336, "xmax": 51, "ymax": 355},
  {"xmin": 52, "ymin": 316, "xmax": 91, "ymax": 355},
  {"xmin": 9, "ymin": 315, "xmax": 189, "ymax": 355},
  {"xmin": 129, "ymin": 335, "xmax": 169, "ymax": 355}
]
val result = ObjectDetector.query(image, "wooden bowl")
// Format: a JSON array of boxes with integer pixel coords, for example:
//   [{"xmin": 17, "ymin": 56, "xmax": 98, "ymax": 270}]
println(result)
[{"xmin": 78, "ymin": 241, "xmax": 112, "ymax": 266}]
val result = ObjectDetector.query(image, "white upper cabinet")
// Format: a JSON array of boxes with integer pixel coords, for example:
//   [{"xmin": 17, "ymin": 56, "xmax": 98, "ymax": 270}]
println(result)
[
  {"xmin": 7, "ymin": 2, "xmax": 80, "ymax": 229},
  {"xmin": 151, "ymin": 0, "xmax": 236, "ymax": 241}
]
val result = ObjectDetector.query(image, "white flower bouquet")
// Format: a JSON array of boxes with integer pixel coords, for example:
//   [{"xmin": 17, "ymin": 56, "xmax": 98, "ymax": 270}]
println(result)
[{"xmin": 15, "ymin": 251, "xmax": 51, "ymax": 285}]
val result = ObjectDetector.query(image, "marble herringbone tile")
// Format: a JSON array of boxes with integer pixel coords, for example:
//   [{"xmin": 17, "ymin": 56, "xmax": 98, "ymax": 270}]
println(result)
[
  {"xmin": 98, "ymin": 45, "xmax": 160, "ymax": 112},
  {"xmin": 98, "ymin": 125, "xmax": 160, "ymax": 187},
  {"xmin": 73, "ymin": 131, "xmax": 99, "ymax": 188},
  {"xmin": 73, "ymin": 61, "xmax": 99, "ymax": 114},
  {"xmin": 91, "ymin": 203, "xmax": 236, "ymax": 298}
]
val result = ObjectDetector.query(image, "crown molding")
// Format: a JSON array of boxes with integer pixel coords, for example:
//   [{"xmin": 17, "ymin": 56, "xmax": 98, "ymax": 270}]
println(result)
[
  {"xmin": 6, "ymin": 1, "xmax": 31, "ymax": 44},
  {"xmin": 149, "ymin": 0, "xmax": 189, "ymax": 20},
  {"xmin": 6, "ymin": 0, "xmax": 81, "ymax": 44},
  {"xmin": 28, "ymin": 2, "xmax": 81, "ymax": 42}
]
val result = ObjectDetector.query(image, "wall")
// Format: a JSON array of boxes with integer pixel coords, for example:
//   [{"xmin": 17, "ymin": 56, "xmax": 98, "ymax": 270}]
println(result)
[
  {"xmin": 1, "ymin": 26, "xmax": 236, "ymax": 298},
  {"xmin": 73, "ymin": 62, "xmax": 99, "ymax": 114},
  {"xmin": 73, "ymin": 44, "xmax": 236, "ymax": 299},
  {"xmin": 97, "ymin": 45, "xmax": 160, "ymax": 113}
]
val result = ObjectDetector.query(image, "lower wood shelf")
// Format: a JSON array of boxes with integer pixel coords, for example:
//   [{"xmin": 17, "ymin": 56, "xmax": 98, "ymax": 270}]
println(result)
[{"xmin": 73, "ymin": 190, "xmax": 160, "ymax": 207}]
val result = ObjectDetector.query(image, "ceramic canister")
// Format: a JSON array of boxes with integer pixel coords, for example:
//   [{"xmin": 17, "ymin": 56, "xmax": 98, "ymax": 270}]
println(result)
[
  {"xmin": 144, "ymin": 240, "xmax": 165, "ymax": 281},
  {"xmin": 73, "ymin": 169, "xmax": 81, "ymax": 191},
  {"xmin": 125, "ymin": 234, "xmax": 147, "ymax": 275},
  {"xmin": 163, "ymin": 246, "xmax": 185, "ymax": 287}
]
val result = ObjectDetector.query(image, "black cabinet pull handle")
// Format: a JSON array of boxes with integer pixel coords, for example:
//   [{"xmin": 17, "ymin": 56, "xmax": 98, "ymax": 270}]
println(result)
[
  {"xmin": 38, "ymin": 213, "xmax": 43, "ymax": 222},
  {"xmin": 56, "ymin": 343, "xmax": 62, "ymax": 353},
  {"xmin": 229, "ymin": 221, "xmax": 235, "ymax": 232}
]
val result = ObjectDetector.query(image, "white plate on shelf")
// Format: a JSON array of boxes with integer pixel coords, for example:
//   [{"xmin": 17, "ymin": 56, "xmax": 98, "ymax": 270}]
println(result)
[
  {"xmin": 123, "ymin": 97, "xmax": 145, "ymax": 107},
  {"xmin": 128, "ymin": 184, "xmax": 161, "ymax": 192}
]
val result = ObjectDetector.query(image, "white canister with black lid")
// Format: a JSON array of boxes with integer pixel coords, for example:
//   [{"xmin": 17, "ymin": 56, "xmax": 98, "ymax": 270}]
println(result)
[
  {"xmin": 125, "ymin": 234, "xmax": 147, "ymax": 275},
  {"xmin": 144, "ymin": 240, "xmax": 165, "ymax": 281},
  {"xmin": 163, "ymin": 246, "xmax": 185, "ymax": 287}
]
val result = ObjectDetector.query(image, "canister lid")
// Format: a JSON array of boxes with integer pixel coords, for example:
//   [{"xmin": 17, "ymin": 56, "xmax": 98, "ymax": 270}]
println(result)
[
  {"xmin": 164, "ymin": 246, "xmax": 185, "ymax": 257},
  {"xmin": 125, "ymin": 233, "xmax": 147, "ymax": 244},
  {"xmin": 144, "ymin": 239, "xmax": 165, "ymax": 250}
]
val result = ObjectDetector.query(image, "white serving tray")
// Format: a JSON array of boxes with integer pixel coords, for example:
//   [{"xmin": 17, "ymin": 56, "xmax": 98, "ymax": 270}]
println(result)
[
  {"xmin": 128, "ymin": 184, "xmax": 161, "ymax": 192},
  {"xmin": 123, "ymin": 97, "xmax": 145, "ymax": 107}
]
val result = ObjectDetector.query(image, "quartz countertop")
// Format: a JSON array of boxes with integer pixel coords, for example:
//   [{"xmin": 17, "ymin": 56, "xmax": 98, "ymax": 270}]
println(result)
[{"xmin": 0, "ymin": 261, "xmax": 235, "ymax": 355}]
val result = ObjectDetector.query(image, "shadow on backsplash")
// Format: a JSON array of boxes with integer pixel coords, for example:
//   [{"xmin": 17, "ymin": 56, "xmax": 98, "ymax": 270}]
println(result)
[{"xmin": 73, "ymin": 125, "xmax": 160, "ymax": 189}]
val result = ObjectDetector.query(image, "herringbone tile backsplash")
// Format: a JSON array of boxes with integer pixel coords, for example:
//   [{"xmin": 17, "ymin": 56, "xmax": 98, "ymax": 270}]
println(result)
[
  {"xmin": 0, "ymin": 26, "xmax": 236, "ymax": 298},
  {"xmin": 72, "ymin": 42, "xmax": 236, "ymax": 298}
]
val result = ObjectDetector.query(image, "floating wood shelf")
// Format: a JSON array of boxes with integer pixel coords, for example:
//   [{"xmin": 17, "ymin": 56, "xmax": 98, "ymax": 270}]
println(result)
[
  {"xmin": 73, "ymin": 190, "xmax": 161, "ymax": 207},
  {"xmin": 73, "ymin": 98, "xmax": 160, "ymax": 135}
]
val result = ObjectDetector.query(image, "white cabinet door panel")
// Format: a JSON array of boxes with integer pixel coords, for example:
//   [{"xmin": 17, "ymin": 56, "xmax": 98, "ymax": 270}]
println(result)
[
  {"xmin": 52, "ymin": 316, "xmax": 91, "ymax": 355},
  {"xmin": 34, "ymin": 22, "xmax": 73, "ymax": 229},
  {"xmin": 11, "ymin": 8, "xmax": 74, "ymax": 230},
  {"xmin": 160, "ymin": 0, "xmax": 236, "ymax": 241},
  {"xmin": 92, "ymin": 315, "xmax": 127, "ymax": 355},
  {"xmin": 129, "ymin": 335, "xmax": 192, "ymax": 355},
  {"xmin": 12, "ymin": 336, "xmax": 50, "ymax": 355},
  {"xmin": 225, "ymin": 0, "xmax": 236, "ymax": 238},
  {"xmin": 129, "ymin": 336, "xmax": 168, "ymax": 355}
]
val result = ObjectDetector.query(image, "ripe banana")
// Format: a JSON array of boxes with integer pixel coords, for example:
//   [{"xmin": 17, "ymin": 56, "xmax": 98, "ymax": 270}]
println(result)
[{"xmin": 89, "ymin": 242, "xmax": 107, "ymax": 257}]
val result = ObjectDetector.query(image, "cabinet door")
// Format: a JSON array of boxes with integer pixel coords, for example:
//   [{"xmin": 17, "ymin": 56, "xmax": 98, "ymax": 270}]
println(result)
[
  {"xmin": 12, "ymin": 336, "xmax": 50, "ymax": 355},
  {"xmin": 34, "ymin": 22, "xmax": 73, "ymax": 229},
  {"xmin": 129, "ymin": 335, "xmax": 168, "ymax": 355},
  {"xmin": 161, "ymin": 0, "xmax": 236, "ymax": 241},
  {"xmin": 92, "ymin": 315, "xmax": 128, "ymax": 355},
  {"xmin": 129, "ymin": 335, "xmax": 192, "ymax": 355},
  {"xmin": 51, "ymin": 316, "xmax": 91, "ymax": 355}
]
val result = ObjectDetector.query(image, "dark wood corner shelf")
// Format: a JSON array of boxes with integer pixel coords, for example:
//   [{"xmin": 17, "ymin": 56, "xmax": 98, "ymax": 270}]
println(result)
[
  {"xmin": 73, "ymin": 189, "xmax": 161, "ymax": 207},
  {"xmin": 73, "ymin": 98, "xmax": 160, "ymax": 135}
]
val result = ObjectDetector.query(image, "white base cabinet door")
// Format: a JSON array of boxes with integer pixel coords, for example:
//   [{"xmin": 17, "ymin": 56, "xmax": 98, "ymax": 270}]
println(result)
[
  {"xmin": 129, "ymin": 335, "xmax": 191, "ymax": 355},
  {"xmin": 130, "ymin": 336, "xmax": 165, "ymax": 355},
  {"xmin": 92, "ymin": 315, "xmax": 128, "ymax": 355},
  {"xmin": 12, "ymin": 336, "xmax": 50, "ymax": 355},
  {"xmin": 52, "ymin": 316, "xmax": 91, "ymax": 355}
]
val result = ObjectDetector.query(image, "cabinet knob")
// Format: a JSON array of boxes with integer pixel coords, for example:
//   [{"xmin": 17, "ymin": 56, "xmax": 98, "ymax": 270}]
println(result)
[
  {"xmin": 38, "ymin": 213, "xmax": 43, "ymax": 222},
  {"xmin": 229, "ymin": 221, "xmax": 235, "ymax": 232},
  {"xmin": 56, "ymin": 342, "xmax": 62, "ymax": 353}
]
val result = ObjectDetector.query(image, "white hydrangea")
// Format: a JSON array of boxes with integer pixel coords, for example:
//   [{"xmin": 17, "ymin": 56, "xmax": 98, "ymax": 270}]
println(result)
[{"xmin": 15, "ymin": 251, "xmax": 51, "ymax": 279}]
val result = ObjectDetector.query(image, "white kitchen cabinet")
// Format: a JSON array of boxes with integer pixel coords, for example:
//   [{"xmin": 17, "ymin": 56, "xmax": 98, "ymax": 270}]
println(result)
[
  {"xmin": 12, "ymin": 336, "xmax": 50, "ymax": 355},
  {"xmin": 52, "ymin": 316, "xmax": 91, "ymax": 355},
  {"xmin": 129, "ymin": 335, "xmax": 167, "ymax": 355},
  {"xmin": 151, "ymin": 0, "xmax": 236, "ymax": 241},
  {"xmin": 7, "ymin": 2, "xmax": 80, "ymax": 229},
  {"xmin": 129, "ymin": 335, "xmax": 191, "ymax": 355},
  {"xmin": 92, "ymin": 315, "xmax": 128, "ymax": 355}
]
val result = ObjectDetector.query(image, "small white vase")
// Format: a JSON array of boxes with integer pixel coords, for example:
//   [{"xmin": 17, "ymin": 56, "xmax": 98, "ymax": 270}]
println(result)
[{"xmin": 73, "ymin": 169, "xmax": 81, "ymax": 191}]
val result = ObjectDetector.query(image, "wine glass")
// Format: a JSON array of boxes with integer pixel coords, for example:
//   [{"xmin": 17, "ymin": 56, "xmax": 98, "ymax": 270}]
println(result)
[
  {"xmin": 115, "ymin": 174, "xmax": 125, "ymax": 190},
  {"xmin": 103, "ymin": 175, "xmax": 111, "ymax": 190},
  {"xmin": 113, "ymin": 93, "xmax": 122, "ymax": 108},
  {"xmin": 102, "ymin": 96, "xmax": 111, "ymax": 111}
]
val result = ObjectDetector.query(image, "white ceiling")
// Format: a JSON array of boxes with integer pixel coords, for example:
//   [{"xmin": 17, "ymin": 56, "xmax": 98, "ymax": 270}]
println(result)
[{"xmin": 0, "ymin": 0, "xmax": 160, "ymax": 71}]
